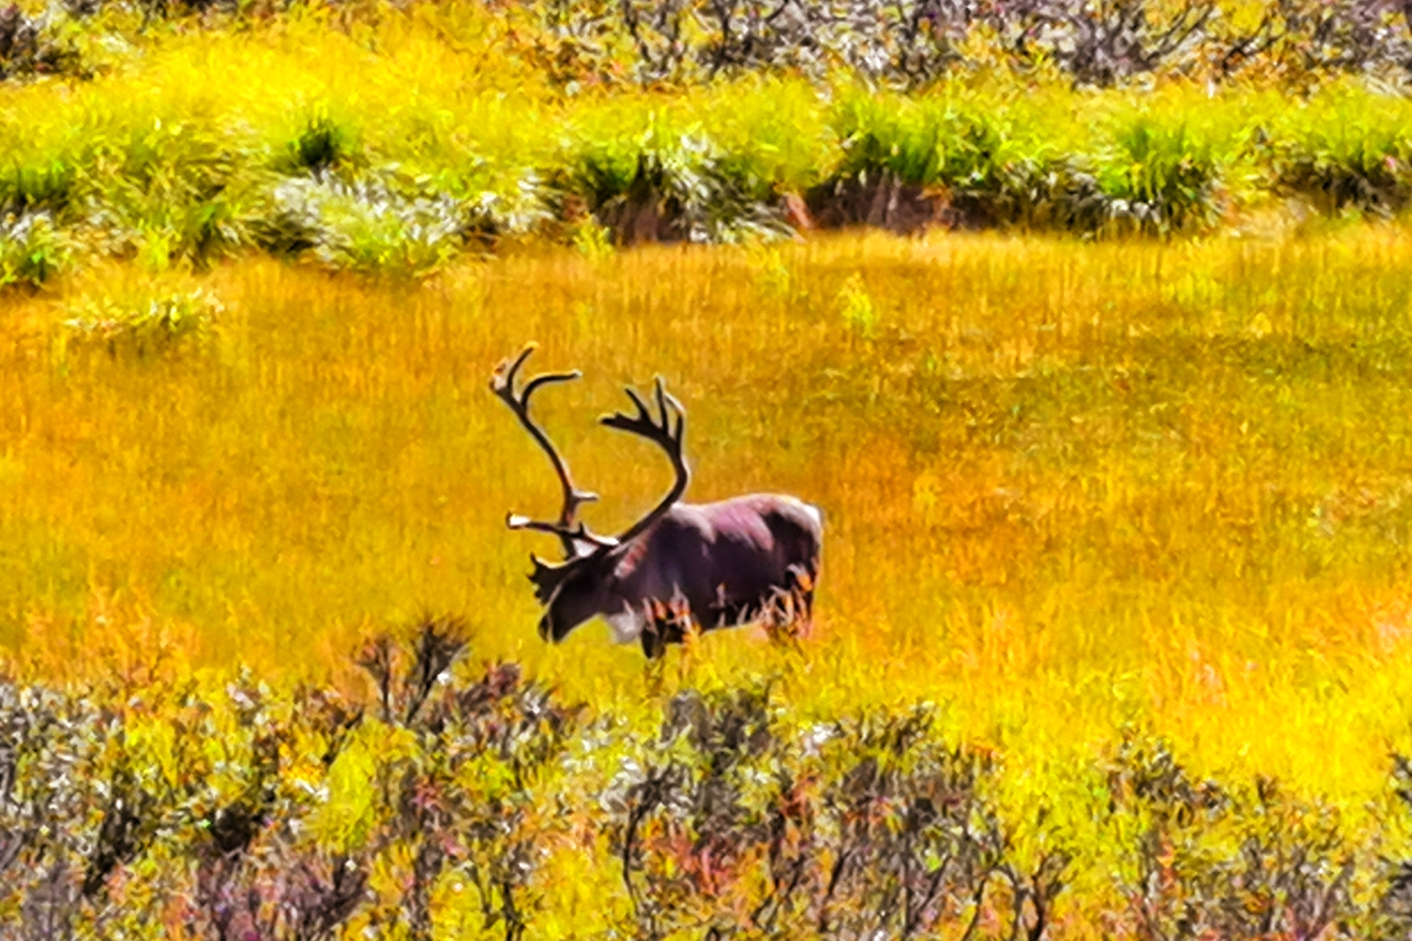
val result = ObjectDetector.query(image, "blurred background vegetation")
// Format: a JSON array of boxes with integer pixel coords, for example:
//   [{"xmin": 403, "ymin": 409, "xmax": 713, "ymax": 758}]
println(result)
[{"xmin": 4, "ymin": 0, "xmax": 1412, "ymax": 281}]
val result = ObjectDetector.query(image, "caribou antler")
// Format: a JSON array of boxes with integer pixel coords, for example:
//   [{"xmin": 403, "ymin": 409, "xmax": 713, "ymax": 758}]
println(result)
[
  {"xmin": 491, "ymin": 343, "xmax": 613, "ymax": 558},
  {"xmin": 506, "ymin": 516, "xmax": 619, "ymax": 548},
  {"xmin": 601, "ymin": 377, "xmax": 690, "ymax": 544}
]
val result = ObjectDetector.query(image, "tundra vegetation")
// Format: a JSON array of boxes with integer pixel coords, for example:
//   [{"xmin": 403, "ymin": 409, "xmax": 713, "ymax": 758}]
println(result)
[{"xmin": 7, "ymin": 0, "xmax": 1412, "ymax": 937}]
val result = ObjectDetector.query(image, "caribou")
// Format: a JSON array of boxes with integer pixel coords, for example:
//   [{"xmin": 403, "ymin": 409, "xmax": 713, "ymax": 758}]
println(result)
[{"xmin": 491, "ymin": 344, "xmax": 823, "ymax": 658}]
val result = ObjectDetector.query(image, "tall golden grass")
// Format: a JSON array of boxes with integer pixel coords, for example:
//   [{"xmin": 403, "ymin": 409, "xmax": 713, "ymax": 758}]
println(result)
[{"xmin": 8, "ymin": 228, "xmax": 1412, "ymax": 927}]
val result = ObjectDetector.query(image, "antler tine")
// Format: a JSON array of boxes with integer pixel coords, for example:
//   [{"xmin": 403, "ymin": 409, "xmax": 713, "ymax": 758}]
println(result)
[
  {"xmin": 503, "ymin": 343, "xmax": 537, "ymax": 388},
  {"xmin": 659, "ymin": 380, "xmax": 686, "ymax": 443},
  {"xmin": 603, "ymin": 379, "xmax": 685, "ymax": 452},
  {"xmin": 653, "ymin": 377, "xmax": 671, "ymax": 428},
  {"xmin": 490, "ymin": 344, "xmax": 581, "ymax": 417},
  {"xmin": 491, "ymin": 343, "xmax": 607, "ymax": 559},
  {"xmin": 522, "ymin": 370, "xmax": 582, "ymax": 400},
  {"xmin": 507, "ymin": 514, "xmax": 619, "ymax": 548},
  {"xmin": 600, "ymin": 376, "xmax": 690, "ymax": 544}
]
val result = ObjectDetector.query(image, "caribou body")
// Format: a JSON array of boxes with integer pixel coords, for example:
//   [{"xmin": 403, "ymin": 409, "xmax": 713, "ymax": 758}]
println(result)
[{"xmin": 492, "ymin": 345, "xmax": 822, "ymax": 658}]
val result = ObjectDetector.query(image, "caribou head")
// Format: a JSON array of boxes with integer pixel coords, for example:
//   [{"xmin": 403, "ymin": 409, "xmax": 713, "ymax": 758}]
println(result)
[{"xmin": 491, "ymin": 344, "xmax": 823, "ymax": 658}]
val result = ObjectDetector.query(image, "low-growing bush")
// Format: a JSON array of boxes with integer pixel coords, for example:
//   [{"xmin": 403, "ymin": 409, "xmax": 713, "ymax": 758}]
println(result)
[
  {"xmin": 0, "ymin": 3, "xmax": 85, "ymax": 81},
  {"xmin": 326, "ymin": 617, "xmax": 584, "ymax": 940},
  {"xmin": 606, "ymin": 688, "xmax": 1073, "ymax": 938},
  {"xmin": 0, "ymin": 213, "xmax": 68, "ymax": 290},
  {"xmin": 1272, "ymin": 121, "xmax": 1412, "ymax": 216},
  {"xmin": 1210, "ymin": 0, "xmax": 1412, "ymax": 85},
  {"xmin": 0, "ymin": 159, "xmax": 77, "ymax": 218},
  {"xmin": 277, "ymin": 114, "xmax": 361, "ymax": 176},
  {"xmin": 14, "ymin": 636, "xmax": 1412, "ymax": 937},
  {"xmin": 0, "ymin": 680, "xmax": 111, "ymax": 939},
  {"xmin": 62, "ymin": 287, "xmax": 223, "ymax": 355},
  {"xmin": 1106, "ymin": 736, "xmax": 1357, "ymax": 939},
  {"xmin": 1094, "ymin": 117, "xmax": 1222, "ymax": 233},
  {"xmin": 0, "ymin": 619, "xmax": 585, "ymax": 940},
  {"xmin": 564, "ymin": 128, "xmax": 792, "ymax": 244},
  {"xmin": 514, "ymin": 0, "xmax": 1412, "ymax": 91},
  {"xmin": 253, "ymin": 172, "xmax": 545, "ymax": 273}
]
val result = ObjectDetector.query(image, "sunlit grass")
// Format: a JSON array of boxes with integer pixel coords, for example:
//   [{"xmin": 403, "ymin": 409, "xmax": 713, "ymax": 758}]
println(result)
[
  {"xmin": 8, "ymin": 0, "xmax": 1412, "ymax": 277},
  {"xmin": 7, "ymin": 0, "xmax": 1412, "ymax": 930},
  {"xmin": 7, "ymin": 228, "xmax": 1412, "ymax": 927}
]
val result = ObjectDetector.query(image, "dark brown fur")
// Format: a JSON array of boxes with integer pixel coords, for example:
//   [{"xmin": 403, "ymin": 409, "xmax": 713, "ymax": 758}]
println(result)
[{"xmin": 534, "ymin": 494, "xmax": 823, "ymax": 658}]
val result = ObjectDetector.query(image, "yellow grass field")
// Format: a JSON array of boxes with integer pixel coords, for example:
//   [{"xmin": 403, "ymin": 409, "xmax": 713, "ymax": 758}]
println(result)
[
  {"xmin": 8, "ymin": 0, "xmax": 1412, "ymax": 930},
  {"xmin": 7, "ymin": 227, "xmax": 1412, "ymax": 933}
]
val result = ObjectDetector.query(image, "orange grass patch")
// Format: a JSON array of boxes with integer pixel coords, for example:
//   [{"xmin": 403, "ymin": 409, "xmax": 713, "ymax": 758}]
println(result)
[{"xmin": 5, "ymin": 232, "xmax": 1412, "ymax": 893}]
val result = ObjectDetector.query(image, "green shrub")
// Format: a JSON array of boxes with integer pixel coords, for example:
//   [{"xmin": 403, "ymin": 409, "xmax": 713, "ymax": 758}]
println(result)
[
  {"xmin": 0, "ymin": 213, "xmax": 68, "ymax": 290},
  {"xmin": 1095, "ymin": 117, "xmax": 1223, "ymax": 234},
  {"xmin": 63, "ymin": 288, "xmax": 223, "ymax": 355},
  {"xmin": 816, "ymin": 99, "xmax": 1223, "ymax": 235},
  {"xmin": 81, "ymin": 120, "xmax": 261, "ymax": 268},
  {"xmin": 817, "ymin": 90, "xmax": 1064, "ymax": 231},
  {"xmin": 0, "ymin": 159, "xmax": 77, "ymax": 217},
  {"xmin": 831, "ymin": 93, "xmax": 955, "ymax": 187},
  {"xmin": 1274, "ymin": 122, "xmax": 1412, "ymax": 217},
  {"xmin": 278, "ymin": 113, "xmax": 361, "ymax": 175},
  {"xmin": 828, "ymin": 92, "xmax": 1047, "ymax": 193},
  {"xmin": 565, "ymin": 127, "xmax": 791, "ymax": 244},
  {"xmin": 254, "ymin": 175, "xmax": 474, "ymax": 275}
]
